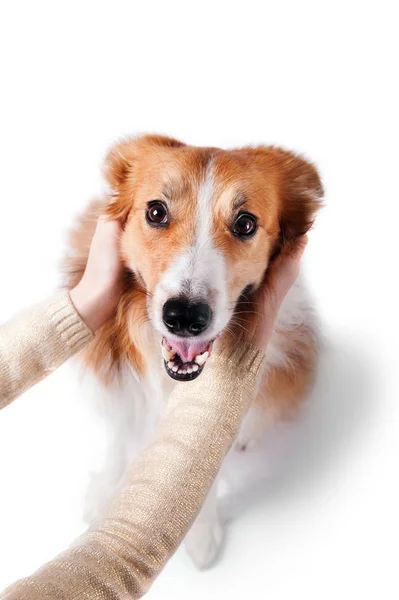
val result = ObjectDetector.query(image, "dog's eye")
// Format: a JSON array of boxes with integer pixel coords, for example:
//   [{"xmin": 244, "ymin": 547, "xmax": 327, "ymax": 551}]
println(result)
[
  {"xmin": 146, "ymin": 201, "xmax": 169, "ymax": 226},
  {"xmin": 232, "ymin": 213, "xmax": 257, "ymax": 238}
]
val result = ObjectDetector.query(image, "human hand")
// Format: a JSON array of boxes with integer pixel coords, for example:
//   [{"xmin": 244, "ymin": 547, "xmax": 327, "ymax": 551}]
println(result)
[
  {"xmin": 221, "ymin": 235, "xmax": 308, "ymax": 352},
  {"xmin": 70, "ymin": 216, "xmax": 124, "ymax": 332},
  {"xmin": 252, "ymin": 235, "xmax": 308, "ymax": 350}
]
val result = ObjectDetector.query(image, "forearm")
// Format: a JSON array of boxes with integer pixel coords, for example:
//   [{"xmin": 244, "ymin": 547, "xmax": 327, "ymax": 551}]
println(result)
[
  {"xmin": 0, "ymin": 344, "xmax": 264, "ymax": 599},
  {"xmin": 0, "ymin": 294, "xmax": 93, "ymax": 410}
]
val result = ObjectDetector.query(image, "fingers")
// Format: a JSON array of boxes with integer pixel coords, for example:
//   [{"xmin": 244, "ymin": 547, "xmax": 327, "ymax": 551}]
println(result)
[
  {"xmin": 247, "ymin": 235, "xmax": 309, "ymax": 351},
  {"xmin": 263, "ymin": 234, "xmax": 308, "ymax": 300},
  {"xmin": 292, "ymin": 233, "xmax": 308, "ymax": 257},
  {"xmin": 70, "ymin": 215, "xmax": 125, "ymax": 332},
  {"xmin": 95, "ymin": 214, "xmax": 122, "ymax": 237}
]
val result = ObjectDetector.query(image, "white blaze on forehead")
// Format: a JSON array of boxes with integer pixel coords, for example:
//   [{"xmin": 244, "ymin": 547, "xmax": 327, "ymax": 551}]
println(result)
[
  {"xmin": 196, "ymin": 161, "xmax": 214, "ymax": 256},
  {"xmin": 154, "ymin": 161, "xmax": 230, "ymax": 338},
  {"xmin": 175, "ymin": 161, "xmax": 225, "ymax": 297}
]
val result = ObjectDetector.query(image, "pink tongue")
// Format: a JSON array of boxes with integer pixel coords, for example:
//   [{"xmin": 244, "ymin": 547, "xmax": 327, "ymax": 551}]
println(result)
[{"xmin": 166, "ymin": 339, "xmax": 210, "ymax": 363}]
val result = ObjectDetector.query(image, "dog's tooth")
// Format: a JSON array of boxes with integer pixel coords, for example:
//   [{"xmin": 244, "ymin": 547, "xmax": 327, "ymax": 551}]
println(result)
[
  {"xmin": 194, "ymin": 351, "xmax": 209, "ymax": 366},
  {"xmin": 192, "ymin": 364, "xmax": 199, "ymax": 372},
  {"xmin": 167, "ymin": 360, "xmax": 174, "ymax": 369},
  {"xmin": 172, "ymin": 365, "xmax": 179, "ymax": 372},
  {"xmin": 186, "ymin": 366, "xmax": 193, "ymax": 374},
  {"xmin": 162, "ymin": 345, "xmax": 176, "ymax": 361}
]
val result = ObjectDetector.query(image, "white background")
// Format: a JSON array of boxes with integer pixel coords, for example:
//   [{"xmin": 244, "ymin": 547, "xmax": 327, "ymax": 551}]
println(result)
[{"xmin": 0, "ymin": 1, "xmax": 398, "ymax": 598}]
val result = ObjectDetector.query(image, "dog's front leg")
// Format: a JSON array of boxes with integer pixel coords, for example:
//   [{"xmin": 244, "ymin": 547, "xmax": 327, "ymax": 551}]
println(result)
[
  {"xmin": 184, "ymin": 480, "xmax": 224, "ymax": 570},
  {"xmin": 235, "ymin": 403, "xmax": 274, "ymax": 451},
  {"xmin": 83, "ymin": 430, "xmax": 128, "ymax": 524}
]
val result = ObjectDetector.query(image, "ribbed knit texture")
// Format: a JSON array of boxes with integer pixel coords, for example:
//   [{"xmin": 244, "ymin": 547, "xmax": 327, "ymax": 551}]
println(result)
[
  {"xmin": 0, "ymin": 338, "xmax": 264, "ymax": 599},
  {"xmin": 0, "ymin": 294, "xmax": 93, "ymax": 410}
]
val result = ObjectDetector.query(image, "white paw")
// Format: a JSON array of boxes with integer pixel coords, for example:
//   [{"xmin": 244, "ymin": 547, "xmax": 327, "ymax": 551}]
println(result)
[
  {"xmin": 83, "ymin": 472, "xmax": 114, "ymax": 524},
  {"xmin": 235, "ymin": 406, "xmax": 269, "ymax": 452},
  {"xmin": 234, "ymin": 432, "xmax": 259, "ymax": 452},
  {"xmin": 184, "ymin": 519, "xmax": 224, "ymax": 570}
]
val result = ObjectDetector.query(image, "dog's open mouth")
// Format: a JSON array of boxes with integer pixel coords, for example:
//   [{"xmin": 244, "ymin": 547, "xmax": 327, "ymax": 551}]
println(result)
[{"xmin": 161, "ymin": 337, "xmax": 214, "ymax": 381}]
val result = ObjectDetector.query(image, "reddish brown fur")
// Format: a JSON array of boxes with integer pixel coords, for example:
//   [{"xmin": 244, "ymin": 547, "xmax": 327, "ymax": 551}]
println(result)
[{"xmin": 259, "ymin": 324, "xmax": 318, "ymax": 421}]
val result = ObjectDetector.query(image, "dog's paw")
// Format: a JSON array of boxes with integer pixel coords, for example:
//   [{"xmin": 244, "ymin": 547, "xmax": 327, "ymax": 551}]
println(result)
[
  {"xmin": 235, "ymin": 406, "xmax": 269, "ymax": 452},
  {"xmin": 83, "ymin": 472, "xmax": 114, "ymax": 524},
  {"xmin": 184, "ymin": 519, "xmax": 224, "ymax": 570},
  {"xmin": 235, "ymin": 422, "xmax": 263, "ymax": 451},
  {"xmin": 234, "ymin": 433, "xmax": 259, "ymax": 452}
]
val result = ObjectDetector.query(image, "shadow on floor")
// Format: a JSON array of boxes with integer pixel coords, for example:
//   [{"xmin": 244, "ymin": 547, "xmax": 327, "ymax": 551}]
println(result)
[{"xmin": 219, "ymin": 332, "xmax": 377, "ymax": 520}]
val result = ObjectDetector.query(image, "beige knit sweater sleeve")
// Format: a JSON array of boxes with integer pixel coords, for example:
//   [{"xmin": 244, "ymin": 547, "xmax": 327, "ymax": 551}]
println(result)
[
  {"xmin": 0, "ymin": 294, "xmax": 93, "ymax": 410},
  {"xmin": 0, "ymin": 294, "xmax": 264, "ymax": 599}
]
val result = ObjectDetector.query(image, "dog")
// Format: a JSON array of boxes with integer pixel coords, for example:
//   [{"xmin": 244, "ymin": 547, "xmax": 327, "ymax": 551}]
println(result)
[{"xmin": 64, "ymin": 134, "xmax": 323, "ymax": 569}]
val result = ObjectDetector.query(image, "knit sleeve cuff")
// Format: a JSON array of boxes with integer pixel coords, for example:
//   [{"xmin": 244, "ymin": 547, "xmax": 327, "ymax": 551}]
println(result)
[
  {"xmin": 211, "ymin": 343, "xmax": 265, "ymax": 377},
  {"xmin": 46, "ymin": 293, "xmax": 94, "ymax": 353}
]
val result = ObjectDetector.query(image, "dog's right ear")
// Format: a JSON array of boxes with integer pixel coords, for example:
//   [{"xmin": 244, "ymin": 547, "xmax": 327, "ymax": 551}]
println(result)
[
  {"xmin": 104, "ymin": 138, "xmax": 137, "ymax": 191},
  {"xmin": 104, "ymin": 134, "xmax": 185, "ymax": 190},
  {"xmin": 104, "ymin": 134, "xmax": 185, "ymax": 223}
]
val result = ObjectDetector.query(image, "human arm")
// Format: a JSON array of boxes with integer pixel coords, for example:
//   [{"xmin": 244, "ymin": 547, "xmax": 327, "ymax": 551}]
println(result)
[
  {"xmin": 0, "ymin": 236, "xmax": 307, "ymax": 599},
  {"xmin": 0, "ymin": 217, "xmax": 123, "ymax": 410}
]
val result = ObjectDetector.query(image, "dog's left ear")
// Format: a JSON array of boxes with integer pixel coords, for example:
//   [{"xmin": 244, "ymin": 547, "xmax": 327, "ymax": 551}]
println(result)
[{"xmin": 274, "ymin": 148, "xmax": 324, "ymax": 255}]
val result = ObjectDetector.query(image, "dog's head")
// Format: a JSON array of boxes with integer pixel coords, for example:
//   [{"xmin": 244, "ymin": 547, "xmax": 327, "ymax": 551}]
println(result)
[{"xmin": 105, "ymin": 134, "xmax": 323, "ymax": 381}]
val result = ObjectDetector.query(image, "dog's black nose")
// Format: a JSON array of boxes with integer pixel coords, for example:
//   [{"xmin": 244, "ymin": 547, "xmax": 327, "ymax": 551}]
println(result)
[{"xmin": 162, "ymin": 298, "xmax": 212, "ymax": 336}]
